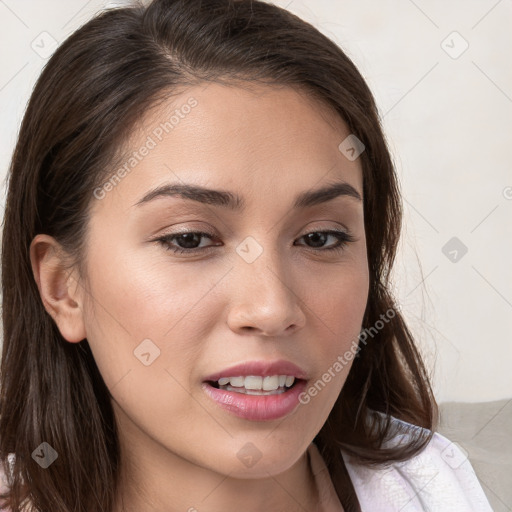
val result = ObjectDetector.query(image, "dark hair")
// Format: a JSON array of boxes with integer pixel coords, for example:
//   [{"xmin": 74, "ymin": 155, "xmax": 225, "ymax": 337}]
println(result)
[{"xmin": 0, "ymin": 0, "xmax": 437, "ymax": 510}]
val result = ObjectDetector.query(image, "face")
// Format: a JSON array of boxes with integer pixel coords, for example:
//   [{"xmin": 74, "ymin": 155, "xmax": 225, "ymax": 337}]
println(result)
[{"xmin": 70, "ymin": 82, "xmax": 369, "ymax": 478}]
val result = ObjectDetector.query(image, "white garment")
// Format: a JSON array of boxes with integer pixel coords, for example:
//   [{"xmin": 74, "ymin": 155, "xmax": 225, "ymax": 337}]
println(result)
[{"xmin": 308, "ymin": 415, "xmax": 494, "ymax": 511}]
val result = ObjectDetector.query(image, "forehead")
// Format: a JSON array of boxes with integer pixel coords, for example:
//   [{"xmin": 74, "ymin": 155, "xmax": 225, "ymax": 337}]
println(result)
[{"xmin": 91, "ymin": 82, "xmax": 363, "ymax": 215}]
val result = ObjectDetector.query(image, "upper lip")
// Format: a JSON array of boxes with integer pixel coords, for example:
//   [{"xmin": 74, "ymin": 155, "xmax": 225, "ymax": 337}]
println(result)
[{"xmin": 203, "ymin": 359, "xmax": 308, "ymax": 382}]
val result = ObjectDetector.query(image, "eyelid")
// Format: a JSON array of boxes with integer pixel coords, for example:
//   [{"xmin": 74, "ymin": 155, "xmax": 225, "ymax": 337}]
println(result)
[
  {"xmin": 153, "ymin": 226, "xmax": 357, "ymax": 256},
  {"xmin": 156, "ymin": 220, "xmax": 350, "ymax": 238},
  {"xmin": 155, "ymin": 225, "xmax": 351, "ymax": 242}
]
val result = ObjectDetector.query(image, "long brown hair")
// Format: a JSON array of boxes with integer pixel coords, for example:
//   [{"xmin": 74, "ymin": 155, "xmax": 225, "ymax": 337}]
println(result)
[{"xmin": 0, "ymin": 1, "xmax": 437, "ymax": 510}]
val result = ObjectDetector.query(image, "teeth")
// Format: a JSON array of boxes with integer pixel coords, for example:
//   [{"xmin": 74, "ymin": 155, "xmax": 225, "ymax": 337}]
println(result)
[
  {"xmin": 221, "ymin": 385, "xmax": 287, "ymax": 395},
  {"xmin": 245, "ymin": 376, "xmax": 263, "ymax": 390},
  {"xmin": 262, "ymin": 375, "xmax": 279, "ymax": 390},
  {"xmin": 285, "ymin": 375, "xmax": 295, "ymax": 387},
  {"xmin": 228, "ymin": 376, "xmax": 244, "ymax": 387},
  {"xmin": 215, "ymin": 375, "xmax": 296, "ymax": 391}
]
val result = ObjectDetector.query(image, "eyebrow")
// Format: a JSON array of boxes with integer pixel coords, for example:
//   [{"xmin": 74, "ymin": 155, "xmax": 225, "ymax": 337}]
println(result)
[{"xmin": 133, "ymin": 180, "xmax": 362, "ymax": 211}]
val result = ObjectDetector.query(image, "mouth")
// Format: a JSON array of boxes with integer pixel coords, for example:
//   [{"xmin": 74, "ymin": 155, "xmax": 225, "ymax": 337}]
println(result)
[
  {"xmin": 205, "ymin": 375, "xmax": 303, "ymax": 395},
  {"xmin": 201, "ymin": 359, "xmax": 309, "ymax": 421},
  {"xmin": 202, "ymin": 374, "xmax": 308, "ymax": 421}
]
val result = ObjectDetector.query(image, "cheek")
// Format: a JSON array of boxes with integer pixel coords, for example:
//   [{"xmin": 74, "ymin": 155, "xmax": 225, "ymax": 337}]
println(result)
[
  {"xmin": 305, "ymin": 251, "xmax": 369, "ymax": 334},
  {"xmin": 80, "ymin": 244, "xmax": 235, "ymax": 411},
  {"xmin": 83, "ymin": 245, "xmax": 225, "ymax": 339},
  {"xmin": 298, "ymin": 256, "xmax": 369, "ymax": 395},
  {"xmin": 80, "ymin": 252, "xmax": 211, "ymax": 440}
]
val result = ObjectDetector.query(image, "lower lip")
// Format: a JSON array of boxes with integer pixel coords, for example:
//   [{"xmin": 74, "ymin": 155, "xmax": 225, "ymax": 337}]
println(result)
[{"xmin": 202, "ymin": 380, "xmax": 307, "ymax": 421}]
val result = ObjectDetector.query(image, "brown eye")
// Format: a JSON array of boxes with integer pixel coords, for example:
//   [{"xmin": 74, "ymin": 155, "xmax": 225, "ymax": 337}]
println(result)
[
  {"xmin": 154, "ymin": 229, "xmax": 355, "ymax": 257},
  {"xmin": 296, "ymin": 230, "xmax": 356, "ymax": 252},
  {"xmin": 156, "ymin": 231, "xmax": 219, "ymax": 254}
]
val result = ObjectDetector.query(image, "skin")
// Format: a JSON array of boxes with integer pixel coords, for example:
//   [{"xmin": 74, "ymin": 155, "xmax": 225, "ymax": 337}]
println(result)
[{"xmin": 30, "ymin": 82, "xmax": 369, "ymax": 512}]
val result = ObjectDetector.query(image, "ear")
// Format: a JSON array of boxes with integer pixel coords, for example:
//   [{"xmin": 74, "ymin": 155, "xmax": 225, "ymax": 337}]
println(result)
[{"xmin": 29, "ymin": 234, "xmax": 87, "ymax": 343}]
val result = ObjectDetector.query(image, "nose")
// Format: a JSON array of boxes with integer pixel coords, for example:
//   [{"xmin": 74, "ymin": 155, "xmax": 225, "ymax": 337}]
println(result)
[{"xmin": 226, "ymin": 245, "xmax": 306, "ymax": 337}]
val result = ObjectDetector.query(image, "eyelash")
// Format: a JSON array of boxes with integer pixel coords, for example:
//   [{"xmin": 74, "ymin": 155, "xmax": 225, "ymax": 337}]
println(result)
[{"xmin": 154, "ymin": 229, "xmax": 356, "ymax": 255}]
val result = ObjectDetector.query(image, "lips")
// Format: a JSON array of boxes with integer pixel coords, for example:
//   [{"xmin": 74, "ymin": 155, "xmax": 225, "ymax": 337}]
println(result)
[
  {"xmin": 202, "ymin": 359, "xmax": 309, "ymax": 383},
  {"xmin": 202, "ymin": 359, "xmax": 310, "ymax": 420},
  {"xmin": 202, "ymin": 378, "xmax": 308, "ymax": 421}
]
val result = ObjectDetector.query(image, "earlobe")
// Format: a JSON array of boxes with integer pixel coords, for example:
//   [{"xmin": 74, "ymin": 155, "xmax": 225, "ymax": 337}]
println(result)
[{"xmin": 29, "ymin": 234, "xmax": 87, "ymax": 343}]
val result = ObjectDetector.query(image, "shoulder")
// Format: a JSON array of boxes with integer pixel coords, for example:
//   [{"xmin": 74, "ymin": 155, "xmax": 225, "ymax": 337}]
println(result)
[
  {"xmin": 0, "ymin": 455, "xmax": 13, "ymax": 490},
  {"xmin": 342, "ymin": 414, "xmax": 493, "ymax": 512},
  {"xmin": 0, "ymin": 454, "xmax": 14, "ymax": 511}
]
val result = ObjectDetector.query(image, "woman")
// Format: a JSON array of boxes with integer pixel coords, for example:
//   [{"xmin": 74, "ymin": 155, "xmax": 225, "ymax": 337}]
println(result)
[{"xmin": 0, "ymin": 0, "xmax": 492, "ymax": 511}]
